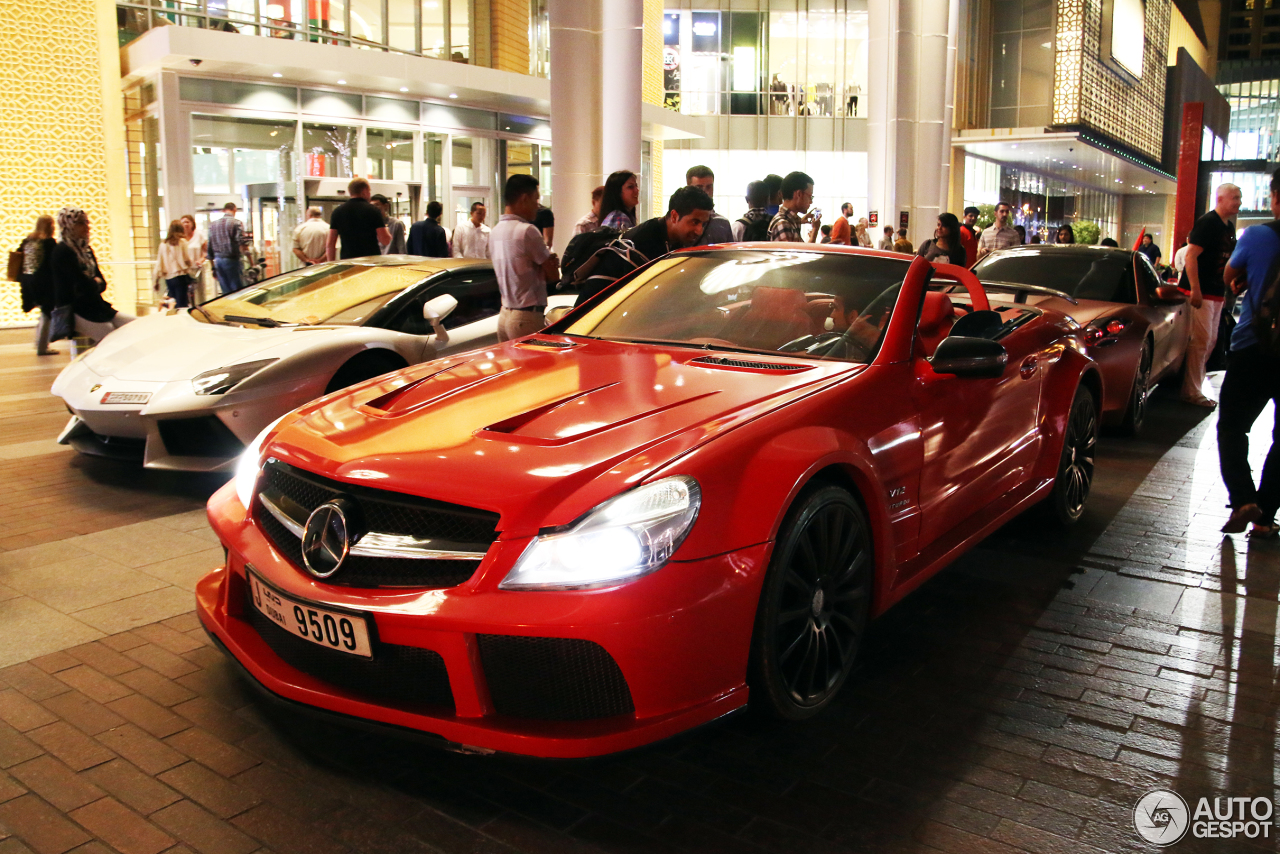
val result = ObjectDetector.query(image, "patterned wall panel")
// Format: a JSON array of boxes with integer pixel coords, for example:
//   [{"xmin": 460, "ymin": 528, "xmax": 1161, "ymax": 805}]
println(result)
[
  {"xmin": 0, "ymin": 1, "xmax": 131, "ymax": 327},
  {"xmin": 1054, "ymin": 0, "xmax": 1171, "ymax": 162}
]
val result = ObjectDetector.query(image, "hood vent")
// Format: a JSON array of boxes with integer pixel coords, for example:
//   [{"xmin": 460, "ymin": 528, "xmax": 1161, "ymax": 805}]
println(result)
[
  {"xmin": 518, "ymin": 338, "xmax": 579, "ymax": 350},
  {"xmin": 689, "ymin": 355, "xmax": 810, "ymax": 372}
]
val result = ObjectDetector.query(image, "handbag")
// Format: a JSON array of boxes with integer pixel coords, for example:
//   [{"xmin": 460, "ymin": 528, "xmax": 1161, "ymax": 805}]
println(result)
[
  {"xmin": 49, "ymin": 305, "xmax": 75, "ymax": 342},
  {"xmin": 6, "ymin": 246, "xmax": 23, "ymax": 282}
]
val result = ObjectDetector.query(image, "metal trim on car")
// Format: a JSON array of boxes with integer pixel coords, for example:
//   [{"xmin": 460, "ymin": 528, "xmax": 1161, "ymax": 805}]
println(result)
[{"xmin": 259, "ymin": 493, "xmax": 487, "ymax": 561}]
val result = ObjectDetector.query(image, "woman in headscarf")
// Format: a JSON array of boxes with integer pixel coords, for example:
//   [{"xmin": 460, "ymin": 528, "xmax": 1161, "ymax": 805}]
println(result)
[
  {"xmin": 52, "ymin": 208, "xmax": 134, "ymax": 343},
  {"xmin": 19, "ymin": 215, "xmax": 58, "ymax": 355}
]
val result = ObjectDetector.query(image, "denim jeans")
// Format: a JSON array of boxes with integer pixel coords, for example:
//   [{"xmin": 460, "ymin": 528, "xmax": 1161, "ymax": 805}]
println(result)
[
  {"xmin": 1217, "ymin": 345, "xmax": 1280, "ymax": 521},
  {"xmin": 213, "ymin": 255, "xmax": 243, "ymax": 294}
]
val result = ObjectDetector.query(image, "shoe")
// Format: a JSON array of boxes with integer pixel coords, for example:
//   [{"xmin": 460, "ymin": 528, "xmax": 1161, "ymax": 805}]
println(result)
[
  {"xmin": 36, "ymin": 350, "xmax": 60, "ymax": 356},
  {"xmin": 1249, "ymin": 522, "xmax": 1280, "ymax": 539},
  {"xmin": 1182, "ymin": 395, "xmax": 1218, "ymax": 409},
  {"xmin": 1222, "ymin": 503, "xmax": 1263, "ymax": 534}
]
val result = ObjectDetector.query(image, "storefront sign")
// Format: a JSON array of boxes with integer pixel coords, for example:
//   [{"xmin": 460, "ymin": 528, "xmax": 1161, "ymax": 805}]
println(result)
[
  {"xmin": 868, "ymin": 211, "xmax": 878, "ymax": 227},
  {"xmin": 899, "ymin": 211, "xmax": 909, "ymax": 231}
]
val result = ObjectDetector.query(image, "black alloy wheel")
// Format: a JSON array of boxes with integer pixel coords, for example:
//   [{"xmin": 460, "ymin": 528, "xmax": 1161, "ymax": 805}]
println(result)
[
  {"xmin": 751, "ymin": 485, "xmax": 873, "ymax": 720},
  {"xmin": 1119, "ymin": 339, "xmax": 1152, "ymax": 436},
  {"xmin": 1046, "ymin": 385, "xmax": 1098, "ymax": 526}
]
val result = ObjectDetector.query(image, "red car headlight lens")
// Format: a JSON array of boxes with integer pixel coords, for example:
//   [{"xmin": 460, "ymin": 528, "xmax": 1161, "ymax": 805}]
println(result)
[{"xmin": 500, "ymin": 476, "xmax": 701, "ymax": 590}]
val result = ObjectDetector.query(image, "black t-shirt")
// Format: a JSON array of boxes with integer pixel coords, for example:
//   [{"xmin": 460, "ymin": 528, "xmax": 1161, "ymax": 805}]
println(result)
[
  {"xmin": 534, "ymin": 206, "xmax": 554, "ymax": 232},
  {"xmin": 1182, "ymin": 211, "xmax": 1236, "ymax": 298},
  {"xmin": 330, "ymin": 197, "xmax": 384, "ymax": 259}
]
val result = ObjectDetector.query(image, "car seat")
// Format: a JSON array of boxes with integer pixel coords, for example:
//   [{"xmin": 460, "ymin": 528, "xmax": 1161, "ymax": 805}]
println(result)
[
  {"xmin": 918, "ymin": 291, "xmax": 955, "ymax": 357},
  {"xmin": 734, "ymin": 286, "xmax": 815, "ymax": 350}
]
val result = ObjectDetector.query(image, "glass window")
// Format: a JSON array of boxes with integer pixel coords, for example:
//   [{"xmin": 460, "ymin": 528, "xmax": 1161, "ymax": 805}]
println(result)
[
  {"xmin": 191, "ymin": 115, "xmax": 295, "ymax": 194},
  {"xmin": 424, "ymin": 132, "xmax": 445, "ymax": 206},
  {"xmin": 301, "ymin": 88, "xmax": 362, "ymax": 117},
  {"xmin": 312, "ymin": 0, "xmax": 346, "ymax": 39},
  {"xmin": 973, "ymin": 251, "xmax": 1136, "ymax": 303},
  {"xmin": 367, "ymin": 128, "xmax": 415, "ymax": 180},
  {"xmin": 180, "ymin": 78, "xmax": 297, "ymax": 110},
  {"xmin": 193, "ymin": 148, "xmax": 231, "ymax": 194},
  {"xmin": 450, "ymin": 0, "xmax": 470, "ymax": 61},
  {"xmin": 422, "ymin": 0, "xmax": 445, "ymax": 57},
  {"xmin": 389, "ymin": 0, "xmax": 416, "ymax": 52},
  {"xmin": 367, "ymin": 96, "xmax": 419, "ymax": 123},
  {"xmin": 349, "ymin": 0, "xmax": 383, "ymax": 46},
  {"xmin": 303, "ymin": 123, "xmax": 357, "ymax": 177}
]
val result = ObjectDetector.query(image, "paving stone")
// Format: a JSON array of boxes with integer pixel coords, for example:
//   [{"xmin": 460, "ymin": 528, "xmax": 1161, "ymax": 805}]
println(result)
[
  {"xmin": 67, "ymin": 798, "xmax": 173, "ymax": 854},
  {"xmin": 0, "ymin": 795, "xmax": 90, "ymax": 854},
  {"xmin": 7, "ymin": 759, "xmax": 103, "ymax": 813}
]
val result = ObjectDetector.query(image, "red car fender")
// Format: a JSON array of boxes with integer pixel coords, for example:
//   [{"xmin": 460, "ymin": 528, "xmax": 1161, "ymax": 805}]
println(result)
[
  {"xmin": 654, "ymin": 418, "xmax": 898, "ymax": 614},
  {"xmin": 1034, "ymin": 342, "xmax": 1104, "ymax": 483}
]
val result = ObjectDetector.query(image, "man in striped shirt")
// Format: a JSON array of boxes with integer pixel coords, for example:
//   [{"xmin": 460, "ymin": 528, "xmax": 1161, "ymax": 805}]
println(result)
[
  {"xmin": 207, "ymin": 203, "xmax": 248, "ymax": 293},
  {"xmin": 976, "ymin": 202, "xmax": 1020, "ymax": 261}
]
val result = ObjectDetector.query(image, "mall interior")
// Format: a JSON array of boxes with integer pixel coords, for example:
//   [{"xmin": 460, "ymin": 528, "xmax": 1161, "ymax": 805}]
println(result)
[{"xmin": 1, "ymin": 1, "xmax": 1280, "ymax": 852}]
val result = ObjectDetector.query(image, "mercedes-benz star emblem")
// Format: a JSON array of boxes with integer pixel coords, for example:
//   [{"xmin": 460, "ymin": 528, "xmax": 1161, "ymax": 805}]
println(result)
[{"xmin": 301, "ymin": 499, "xmax": 357, "ymax": 578}]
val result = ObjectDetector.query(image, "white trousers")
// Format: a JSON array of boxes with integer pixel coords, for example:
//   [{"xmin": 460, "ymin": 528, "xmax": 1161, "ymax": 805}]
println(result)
[
  {"xmin": 1181, "ymin": 298, "xmax": 1224, "ymax": 401},
  {"xmin": 75, "ymin": 312, "xmax": 136, "ymax": 344}
]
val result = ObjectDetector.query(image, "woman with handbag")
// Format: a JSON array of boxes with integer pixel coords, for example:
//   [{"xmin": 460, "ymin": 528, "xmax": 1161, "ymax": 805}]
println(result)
[
  {"xmin": 154, "ymin": 220, "xmax": 198, "ymax": 308},
  {"xmin": 18, "ymin": 215, "xmax": 59, "ymax": 355},
  {"xmin": 52, "ymin": 208, "xmax": 135, "ymax": 344}
]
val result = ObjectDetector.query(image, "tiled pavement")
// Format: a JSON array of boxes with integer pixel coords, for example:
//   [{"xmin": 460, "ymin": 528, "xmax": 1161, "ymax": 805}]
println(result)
[{"xmin": 0, "ymin": 327, "xmax": 1279, "ymax": 853}]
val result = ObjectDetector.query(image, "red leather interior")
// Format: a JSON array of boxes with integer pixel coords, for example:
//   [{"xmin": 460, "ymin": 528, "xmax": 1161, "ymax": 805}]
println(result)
[
  {"xmin": 918, "ymin": 291, "xmax": 955, "ymax": 357},
  {"xmin": 735, "ymin": 287, "xmax": 815, "ymax": 350}
]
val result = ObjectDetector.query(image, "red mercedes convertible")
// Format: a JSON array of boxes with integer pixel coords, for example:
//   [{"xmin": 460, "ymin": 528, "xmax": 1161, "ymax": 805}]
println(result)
[{"xmin": 197, "ymin": 246, "xmax": 1103, "ymax": 758}]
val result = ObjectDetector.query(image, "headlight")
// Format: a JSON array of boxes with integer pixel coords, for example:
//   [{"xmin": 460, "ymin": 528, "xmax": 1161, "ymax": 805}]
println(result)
[
  {"xmin": 1083, "ymin": 317, "xmax": 1128, "ymax": 344},
  {"xmin": 192, "ymin": 359, "xmax": 277, "ymax": 395},
  {"xmin": 234, "ymin": 414, "xmax": 287, "ymax": 509},
  {"xmin": 500, "ymin": 476, "xmax": 701, "ymax": 590}
]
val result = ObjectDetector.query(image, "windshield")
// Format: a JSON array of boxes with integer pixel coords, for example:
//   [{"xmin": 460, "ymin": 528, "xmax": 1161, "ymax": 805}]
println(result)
[
  {"xmin": 974, "ymin": 251, "xmax": 1136, "ymax": 304},
  {"xmin": 558, "ymin": 250, "xmax": 912, "ymax": 363},
  {"xmin": 196, "ymin": 263, "xmax": 431, "ymax": 326}
]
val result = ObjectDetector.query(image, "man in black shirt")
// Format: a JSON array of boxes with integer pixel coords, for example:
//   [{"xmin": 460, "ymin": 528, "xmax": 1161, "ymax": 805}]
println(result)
[
  {"xmin": 326, "ymin": 178, "xmax": 390, "ymax": 260},
  {"xmin": 534, "ymin": 205, "xmax": 555, "ymax": 247},
  {"xmin": 407, "ymin": 201, "xmax": 449, "ymax": 257},
  {"xmin": 1180, "ymin": 183, "xmax": 1241, "ymax": 407}
]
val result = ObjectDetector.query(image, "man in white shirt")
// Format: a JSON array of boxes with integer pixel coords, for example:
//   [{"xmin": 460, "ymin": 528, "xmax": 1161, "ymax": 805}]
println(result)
[
  {"xmin": 452, "ymin": 202, "xmax": 491, "ymax": 259},
  {"xmin": 291, "ymin": 207, "xmax": 329, "ymax": 266},
  {"xmin": 491, "ymin": 174, "xmax": 560, "ymax": 341}
]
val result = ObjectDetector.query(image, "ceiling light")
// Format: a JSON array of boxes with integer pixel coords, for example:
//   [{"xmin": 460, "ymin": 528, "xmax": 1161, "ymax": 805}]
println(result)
[
  {"xmin": 399, "ymin": 86, "xmax": 409, "ymax": 92},
  {"xmin": 449, "ymin": 93, "xmax": 458, "ymax": 99},
  {"xmin": 337, "ymin": 79, "xmax": 347, "ymax": 84},
  {"xmin": 271, "ymin": 72, "xmax": 282, "ymax": 78}
]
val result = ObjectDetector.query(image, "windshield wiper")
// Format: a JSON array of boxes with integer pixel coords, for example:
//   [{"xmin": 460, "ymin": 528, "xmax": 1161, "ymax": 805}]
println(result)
[
  {"xmin": 223, "ymin": 315, "xmax": 291, "ymax": 328},
  {"xmin": 602, "ymin": 336, "xmax": 794, "ymax": 358},
  {"xmin": 189, "ymin": 306, "xmax": 219, "ymax": 324}
]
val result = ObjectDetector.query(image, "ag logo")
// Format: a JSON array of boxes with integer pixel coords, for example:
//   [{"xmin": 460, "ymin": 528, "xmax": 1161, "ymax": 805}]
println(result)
[
  {"xmin": 301, "ymin": 498, "xmax": 358, "ymax": 579},
  {"xmin": 1134, "ymin": 789, "xmax": 1190, "ymax": 846}
]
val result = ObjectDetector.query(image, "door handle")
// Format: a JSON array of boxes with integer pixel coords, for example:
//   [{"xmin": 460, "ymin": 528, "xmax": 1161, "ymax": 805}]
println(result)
[{"xmin": 1019, "ymin": 356, "xmax": 1038, "ymax": 379}]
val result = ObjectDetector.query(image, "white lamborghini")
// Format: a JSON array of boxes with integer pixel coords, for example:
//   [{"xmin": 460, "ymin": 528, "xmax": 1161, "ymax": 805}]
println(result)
[{"xmin": 51, "ymin": 256, "xmax": 571, "ymax": 471}]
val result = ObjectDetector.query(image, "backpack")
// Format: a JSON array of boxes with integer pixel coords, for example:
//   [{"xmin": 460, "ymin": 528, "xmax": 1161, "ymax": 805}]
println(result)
[
  {"xmin": 558, "ymin": 227, "xmax": 622, "ymax": 291},
  {"xmin": 1255, "ymin": 222, "xmax": 1280, "ymax": 356},
  {"xmin": 737, "ymin": 213, "xmax": 770, "ymax": 242},
  {"xmin": 565, "ymin": 237, "xmax": 652, "ymax": 306}
]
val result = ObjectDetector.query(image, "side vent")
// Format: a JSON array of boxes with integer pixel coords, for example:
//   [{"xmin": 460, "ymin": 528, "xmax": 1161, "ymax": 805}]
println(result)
[{"xmin": 689, "ymin": 355, "xmax": 810, "ymax": 372}]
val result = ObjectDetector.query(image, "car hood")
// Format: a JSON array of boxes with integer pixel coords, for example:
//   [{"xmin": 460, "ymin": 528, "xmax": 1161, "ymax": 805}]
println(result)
[
  {"xmin": 1022, "ymin": 296, "xmax": 1125, "ymax": 326},
  {"xmin": 79, "ymin": 311, "xmax": 339, "ymax": 382},
  {"xmin": 266, "ymin": 337, "xmax": 861, "ymax": 537}
]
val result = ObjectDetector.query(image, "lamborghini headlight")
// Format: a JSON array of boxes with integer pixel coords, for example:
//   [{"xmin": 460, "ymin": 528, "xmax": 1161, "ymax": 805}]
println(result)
[
  {"xmin": 500, "ymin": 476, "xmax": 701, "ymax": 590},
  {"xmin": 234, "ymin": 414, "xmax": 287, "ymax": 509},
  {"xmin": 192, "ymin": 359, "xmax": 277, "ymax": 395}
]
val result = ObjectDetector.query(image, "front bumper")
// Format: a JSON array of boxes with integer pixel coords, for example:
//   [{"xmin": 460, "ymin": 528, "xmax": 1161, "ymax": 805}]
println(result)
[{"xmin": 198, "ymin": 482, "xmax": 769, "ymax": 758}]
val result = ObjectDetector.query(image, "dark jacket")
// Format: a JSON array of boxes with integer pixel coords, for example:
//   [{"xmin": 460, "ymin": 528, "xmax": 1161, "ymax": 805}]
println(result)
[
  {"xmin": 407, "ymin": 218, "xmax": 449, "ymax": 257},
  {"xmin": 624, "ymin": 216, "xmax": 672, "ymax": 263},
  {"xmin": 19, "ymin": 237, "xmax": 56, "ymax": 313},
  {"xmin": 572, "ymin": 217, "xmax": 673, "ymax": 306},
  {"xmin": 52, "ymin": 243, "xmax": 116, "ymax": 323}
]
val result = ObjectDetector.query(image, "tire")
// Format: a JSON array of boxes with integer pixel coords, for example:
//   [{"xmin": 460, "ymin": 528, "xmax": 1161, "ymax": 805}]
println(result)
[
  {"xmin": 1044, "ymin": 384, "xmax": 1098, "ymax": 526},
  {"xmin": 750, "ymin": 484, "xmax": 873, "ymax": 720},
  {"xmin": 1118, "ymin": 339, "xmax": 1152, "ymax": 437},
  {"xmin": 325, "ymin": 351, "xmax": 406, "ymax": 394}
]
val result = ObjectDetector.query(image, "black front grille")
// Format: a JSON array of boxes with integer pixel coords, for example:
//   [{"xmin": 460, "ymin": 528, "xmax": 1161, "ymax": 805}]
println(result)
[
  {"xmin": 158, "ymin": 416, "xmax": 245, "ymax": 457},
  {"xmin": 246, "ymin": 596, "xmax": 454, "ymax": 709},
  {"xmin": 255, "ymin": 461, "xmax": 495, "ymax": 588},
  {"xmin": 477, "ymin": 635, "xmax": 634, "ymax": 721}
]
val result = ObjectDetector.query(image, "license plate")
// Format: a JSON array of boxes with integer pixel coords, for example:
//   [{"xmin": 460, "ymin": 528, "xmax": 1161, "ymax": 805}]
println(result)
[
  {"xmin": 100, "ymin": 392, "xmax": 151, "ymax": 405},
  {"xmin": 247, "ymin": 571, "xmax": 373, "ymax": 658}
]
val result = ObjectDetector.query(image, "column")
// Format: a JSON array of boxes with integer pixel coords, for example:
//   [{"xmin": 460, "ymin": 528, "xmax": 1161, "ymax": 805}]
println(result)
[
  {"xmin": 548, "ymin": 0, "xmax": 643, "ymax": 254},
  {"xmin": 867, "ymin": 0, "xmax": 959, "ymax": 245}
]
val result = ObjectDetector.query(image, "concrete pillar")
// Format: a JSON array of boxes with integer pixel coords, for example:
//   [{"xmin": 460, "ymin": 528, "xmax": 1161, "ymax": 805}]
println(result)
[
  {"xmin": 548, "ymin": 0, "xmax": 643, "ymax": 254},
  {"xmin": 868, "ymin": 0, "xmax": 958, "ymax": 245}
]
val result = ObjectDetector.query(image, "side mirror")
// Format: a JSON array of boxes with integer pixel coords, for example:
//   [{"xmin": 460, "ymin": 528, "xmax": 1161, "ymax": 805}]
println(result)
[
  {"xmin": 1154, "ymin": 285, "xmax": 1186, "ymax": 304},
  {"xmin": 930, "ymin": 336, "xmax": 1008, "ymax": 378},
  {"xmin": 423, "ymin": 294, "xmax": 458, "ymax": 322}
]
